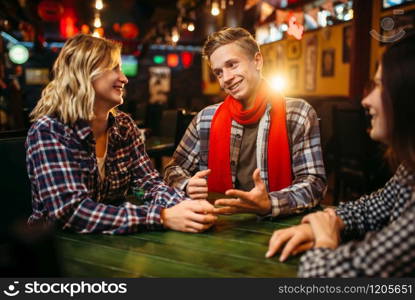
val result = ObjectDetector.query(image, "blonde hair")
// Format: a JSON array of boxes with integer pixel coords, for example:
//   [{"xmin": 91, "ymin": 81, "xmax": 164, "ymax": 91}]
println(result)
[
  {"xmin": 30, "ymin": 34, "xmax": 121, "ymax": 124},
  {"xmin": 202, "ymin": 27, "xmax": 260, "ymax": 61}
]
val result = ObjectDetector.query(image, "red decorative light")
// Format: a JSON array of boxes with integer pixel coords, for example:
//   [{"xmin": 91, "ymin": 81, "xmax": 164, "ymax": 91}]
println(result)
[
  {"xmin": 120, "ymin": 23, "xmax": 139, "ymax": 40},
  {"xmin": 167, "ymin": 54, "xmax": 179, "ymax": 67},
  {"xmin": 181, "ymin": 52, "xmax": 193, "ymax": 68},
  {"xmin": 37, "ymin": 0, "xmax": 63, "ymax": 22},
  {"xmin": 81, "ymin": 24, "xmax": 90, "ymax": 34},
  {"xmin": 113, "ymin": 23, "xmax": 121, "ymax": 32},
  {"xmin": 60, "ymin": 7, "xmax": 78, "ymax": 38}
]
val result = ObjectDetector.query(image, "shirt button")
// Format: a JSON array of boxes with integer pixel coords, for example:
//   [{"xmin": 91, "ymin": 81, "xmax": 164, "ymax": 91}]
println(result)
[{"xmin": 231, "ymin": 161, "xmax": 236, "ymax": 166}]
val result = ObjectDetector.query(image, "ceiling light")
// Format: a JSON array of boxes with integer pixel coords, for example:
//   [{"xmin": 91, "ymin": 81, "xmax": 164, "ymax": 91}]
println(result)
[
  {"xmin": 95, "ymin": 0, "xmax": 103, "ymax": 10},
  {"xmin": 211, "ymin": 2, "xmax": 220, "ymax": 16},
  {"xmin": 93, "ymin": 14, "xmax": 101, "ymax": 28},
  {"xmin": 187, "ymin": 22, "xmax": 195, "ymax": 32}
]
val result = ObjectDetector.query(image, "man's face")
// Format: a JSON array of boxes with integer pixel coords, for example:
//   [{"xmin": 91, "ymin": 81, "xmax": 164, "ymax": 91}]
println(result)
[{"xmin": 210, "ymin": 42, "xmax": 262, "ymax": 105}]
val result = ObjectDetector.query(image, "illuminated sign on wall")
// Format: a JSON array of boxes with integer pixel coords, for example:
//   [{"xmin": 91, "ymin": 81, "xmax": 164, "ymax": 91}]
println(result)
[
  {"xmin": 153, "ymin": 55, "xmax": 165, "ymax": 64},
  {"xmin": 9, "ymin": 45, "xmax": 29, "ymax": 64},
  {"xmin": 167, "ymin": 53, "xmax": 179, "ymax": 67}
]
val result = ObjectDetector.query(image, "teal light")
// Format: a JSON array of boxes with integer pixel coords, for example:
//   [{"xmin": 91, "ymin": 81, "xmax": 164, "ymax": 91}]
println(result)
[
  {"xmin": 9, "ymin": 44, "xmax": 29, "ymax": 64},
  {"xmin": 153, "ymin": 55, "xmax": 165, "ymax": 64}
]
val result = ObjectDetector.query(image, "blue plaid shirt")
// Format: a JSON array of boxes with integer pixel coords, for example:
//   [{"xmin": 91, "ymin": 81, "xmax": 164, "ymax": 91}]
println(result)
[
  {"xmin": 27, "ymin": 111, "xmax": 186, "ymax": 234},
  {"xmin": 164, "ymin": 98, "xmax": 327, "ymax": 216}
]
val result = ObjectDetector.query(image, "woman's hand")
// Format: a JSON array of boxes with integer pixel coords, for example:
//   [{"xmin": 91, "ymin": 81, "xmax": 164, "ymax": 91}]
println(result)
[
  {"xmin": 161, "ymin": 199, "xmax": 217, "ymax": 233},
  {"xmin": 301, "ymin": 209, "xmax": 342, "ymax": 249},
  {"xmin": 266, "ymin": 223, "xmax": 315, "ymax": 261}
]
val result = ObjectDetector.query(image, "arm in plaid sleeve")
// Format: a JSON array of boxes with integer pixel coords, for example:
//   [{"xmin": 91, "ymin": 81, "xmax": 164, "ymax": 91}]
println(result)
[
  {"xmin": 269, "ymin": 101, "xmax": 327, "ymax": 216},
  {"xmin": 298, "ymin": 199, "xmax": 415, "ymax": 277},
  {"xmin": 27, "ymin": 127, "xmax": 164, "ymax": 234},
  {"xmin": 128, "ymin": 122, "xmax": 188, "ymax": 209},
  {"xmin": 164, "ymin": 115, "xmax": 200, "ymax": 190},
  {"xmin": 335, "ymin": 165, "xmax": 404, "ymax": 237}
]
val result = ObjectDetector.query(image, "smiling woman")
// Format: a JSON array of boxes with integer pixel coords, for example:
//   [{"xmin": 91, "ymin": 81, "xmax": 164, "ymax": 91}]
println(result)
[
  {"xmin": 92, "ymin": 62, "xmax": 128, "ymax": 110},
  {"xmin": 26, "ymin": 34, "xmax": 217, "ymax": 235},
  {"xmin": 266, "ymin": 32, "xmax": 415, "ymax": 277}
]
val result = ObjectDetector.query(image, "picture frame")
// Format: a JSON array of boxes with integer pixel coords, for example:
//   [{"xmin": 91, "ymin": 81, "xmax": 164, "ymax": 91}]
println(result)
[
  {"xmin": 289, "ymin": 65, "xmax": 299, "ymax": 89},
  {"xmin": 342, "ymin": 25, "xmax": 352, "ymax": 63},
  {"xmin": 322, "ymin": 48, "xmax": 335, "ymax": 77},
  {"xmin": 305, "ymin": 35, "xmax": 317, "ymax": 91},
  {"xmin": 286, "ymin": 40, "xmax": 301, "ymax": 60}
]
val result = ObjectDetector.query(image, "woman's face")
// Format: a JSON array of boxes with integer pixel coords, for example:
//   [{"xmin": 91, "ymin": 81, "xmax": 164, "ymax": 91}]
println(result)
[
  {"xmin": 92, "ymin": 57, "xmax": 128, "ymax": 111},
  {"xmin": 362, "ymin": 66, "xmax": 388, "ymax": 143}
]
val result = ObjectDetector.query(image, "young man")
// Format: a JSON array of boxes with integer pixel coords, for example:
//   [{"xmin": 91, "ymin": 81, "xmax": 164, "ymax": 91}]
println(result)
[{"xmin": 164, "ymin": 27, "xmax": 326, "ymax": 217}]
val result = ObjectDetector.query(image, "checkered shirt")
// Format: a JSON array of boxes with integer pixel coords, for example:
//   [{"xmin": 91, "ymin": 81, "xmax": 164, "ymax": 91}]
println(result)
[
  {"xmin": 299, "ymin": 164, "xmax": 415, "ymax": 277},
  {"xmin": 164, "ymin": 98, "xmax": 327, "ymax": 216},
  {"xmin": 26, "ymin": 112, "xmax": 186, "ymax": 234}
]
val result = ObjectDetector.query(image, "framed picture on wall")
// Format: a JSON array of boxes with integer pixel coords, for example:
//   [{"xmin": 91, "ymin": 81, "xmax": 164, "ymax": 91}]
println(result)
[
  {"xmin": 287, "ymin": 40, "xmax": 301, "ymax": 60},
  {"xmin": 261, "ymin": 45, "xmax": 276, "ymax": 75},
  {"xmin": 275, "ymin": 44, "xmax": 285, "ymax": 72},
  {"xmin": 322, "ymin": 48, "xmax": 335, "ymax": 77},
  {"xmin": 305, "ymin": 35, "xmax": 317, "ymax": 91},
  {"xmin": 289, "ymin": 65, "xmax": 299, "ymax": 89},
  {"xmin": 342, "ymin": 25, "xmax": 352, "ymax": 63},
  {"xmin": 148, "ymin": 66, "xmax": 171, "ymax": 104}
]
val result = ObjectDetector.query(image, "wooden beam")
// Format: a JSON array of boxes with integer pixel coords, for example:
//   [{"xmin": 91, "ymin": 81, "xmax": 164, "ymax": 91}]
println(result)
[{"xmin": 349, "ymin": 0, "xmax": 373, "ymax": 104}]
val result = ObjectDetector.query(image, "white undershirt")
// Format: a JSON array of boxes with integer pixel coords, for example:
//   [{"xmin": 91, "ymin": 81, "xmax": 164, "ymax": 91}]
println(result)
[{"xmin": 96, "ymin": 135, "xmax": 108, "ymax": 180}]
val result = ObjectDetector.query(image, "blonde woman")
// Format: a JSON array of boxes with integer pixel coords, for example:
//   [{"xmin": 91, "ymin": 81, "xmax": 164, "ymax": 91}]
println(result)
[{"xmin": 27, "ymin": 34, "xmax": 216, "ymax": 234}]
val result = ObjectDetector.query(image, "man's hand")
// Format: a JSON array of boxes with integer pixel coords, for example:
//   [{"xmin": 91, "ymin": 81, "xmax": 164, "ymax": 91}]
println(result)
[
  {"xmin": 266, "ymin": 224, "xmax": 315, "ymax": 261},
  {"xmin": 213, "ymin": 168, "xmax": 271, "ymax": 215},
  {"xmin": 186, "ymin": 169, "xmax": 211, "ymax": 200},
  {"xmin": 161, "ymin": 199, "xmax": 217, "ymax": 233},
  {"xmin": 301, "ymin": 209, "xmax": 342, "ymax": 249}
]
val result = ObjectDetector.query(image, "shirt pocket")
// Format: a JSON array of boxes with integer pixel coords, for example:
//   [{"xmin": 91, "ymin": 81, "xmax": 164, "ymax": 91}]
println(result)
[{"xmin": 108, "ymin": 159, "xmax": 131, "ymax": 193}]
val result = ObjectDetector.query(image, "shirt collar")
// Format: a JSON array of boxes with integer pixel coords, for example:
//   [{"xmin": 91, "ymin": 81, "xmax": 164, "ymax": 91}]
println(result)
[{"xmin": 73, "ymin": 111, "xmax": 124, "ymax": 142}]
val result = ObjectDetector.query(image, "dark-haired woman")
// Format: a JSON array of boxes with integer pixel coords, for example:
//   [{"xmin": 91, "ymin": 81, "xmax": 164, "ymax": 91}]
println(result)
[{"xmin": 266, "ymin": 33, "xmax": 415, "ymax": 277}]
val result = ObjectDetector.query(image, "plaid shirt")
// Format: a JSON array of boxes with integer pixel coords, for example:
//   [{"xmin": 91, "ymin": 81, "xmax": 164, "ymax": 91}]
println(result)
[
  {"xmin": 164, "ymin": 98, "xmax": 326, "ymax": 216},
  {"xmin": 299, "ymin": 164, "xmax": 415, "ymax": 277},
  {"xmin": 27, "ymin": 112, "xmax": 186, "ymax": 234}
]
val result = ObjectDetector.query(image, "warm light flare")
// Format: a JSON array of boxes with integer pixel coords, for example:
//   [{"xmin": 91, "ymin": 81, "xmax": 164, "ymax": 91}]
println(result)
[{"xmin": 269, "ymin": 75, "xmax": 286, "ymax": 92}]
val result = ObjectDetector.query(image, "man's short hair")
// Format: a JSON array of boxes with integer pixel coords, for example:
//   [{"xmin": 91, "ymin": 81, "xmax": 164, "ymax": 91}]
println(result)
[{"xmin": 202, "ymin": 27, "xmax": 260, "ymax": 61}]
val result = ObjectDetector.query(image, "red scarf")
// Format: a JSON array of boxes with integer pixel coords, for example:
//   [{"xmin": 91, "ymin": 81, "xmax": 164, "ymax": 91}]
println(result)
[{"xmin": 208, "ymin": 81, "xmax": 292, "ymax": 193}]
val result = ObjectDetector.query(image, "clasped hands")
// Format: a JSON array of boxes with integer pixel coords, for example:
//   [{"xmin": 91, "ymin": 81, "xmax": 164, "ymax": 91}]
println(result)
[{"xmin": 266, "ymin": 208, "xmax": 343, "ymax": 262}]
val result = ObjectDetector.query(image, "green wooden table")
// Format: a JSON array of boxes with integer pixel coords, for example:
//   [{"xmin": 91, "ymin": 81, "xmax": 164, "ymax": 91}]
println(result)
[{"xmin": 56, "ymin": 193, "xmax": 311, "ymax": 277}]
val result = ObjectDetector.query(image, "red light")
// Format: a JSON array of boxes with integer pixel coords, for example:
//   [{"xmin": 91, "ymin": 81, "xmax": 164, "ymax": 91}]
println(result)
[
  {"xmin": 181, "ymin": 52, "xmax": 193, "ymax": 68},
  {"xmin": 81, "ymin": 24, "xmax": 90, "ymax": 34},
  {"xmin": 60, "ymin": 7, "xmax": 78, "ymax": 38},
  {"xmin": 38, "ymin": 0, "xmax": 63, "ymax": 22},
  {"xmin": 167, "ymin": 54, "xmax": 179, "ymax": 67},
  {"xmin": 120, "ymin": 23, "xmax": 139, "ymax": 40}
]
